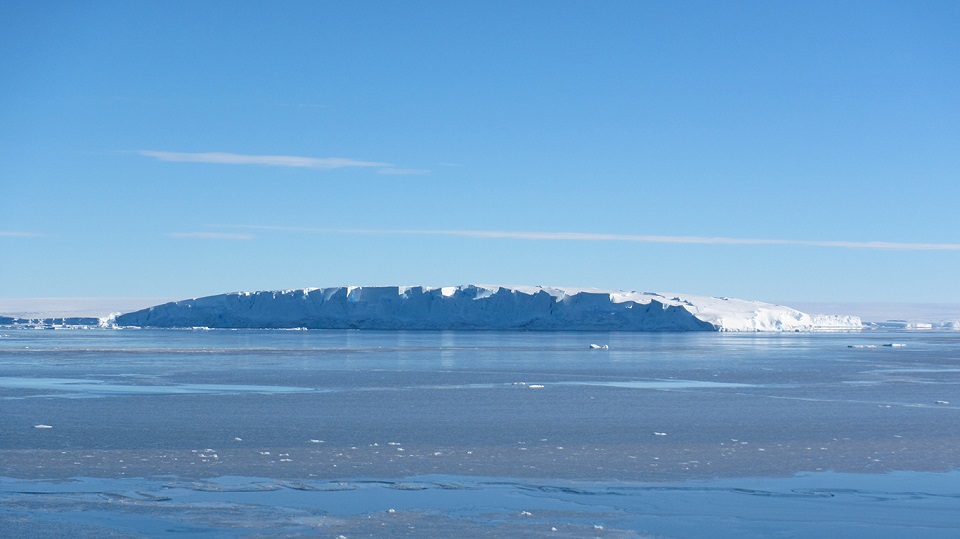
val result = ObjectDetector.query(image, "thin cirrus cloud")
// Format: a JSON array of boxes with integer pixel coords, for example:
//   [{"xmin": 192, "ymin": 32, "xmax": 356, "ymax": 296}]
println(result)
[
  {"xmin": 168, "ymin": 232, "xmax": 255, "ymax": 240},
  {"xmin": 377, "ymin": 167, "xmax": 431, "ymax": 175},
  {"xmin": 217, "ymin": 225, "xmax": 960, "ymax": 251},
  {"xmin": 138, "ymin": 150, "xmax": 423, "ymax": 174}
]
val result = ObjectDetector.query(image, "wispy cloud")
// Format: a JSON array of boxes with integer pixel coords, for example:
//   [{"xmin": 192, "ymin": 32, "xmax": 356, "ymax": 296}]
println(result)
[
  {"xmin": 139, "ymin": 150, "xmax": 390, "ymax": 170},
  {"xmin": 216, "ymin": 225, "xmax": 960, "ymax": 251},
  {"xmin": 0, "ymin": 231, "xmax": 42, "ymax": 238},
  {"xmin": 168, "ymin": 232, "xmax": 254, "ymax": 240},
  {"xmin": 377, "ymin": 167, "xmax": 431, "ymax": 175},
  {"xmin": 388, "ymin": 230, "xmax": 960, "ymax": 251}
]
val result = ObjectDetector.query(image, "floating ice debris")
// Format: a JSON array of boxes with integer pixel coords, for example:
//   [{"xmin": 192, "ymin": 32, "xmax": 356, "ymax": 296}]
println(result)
[
  {"xmin": 594, "ymin": 525, "xmax": 604, "ymax": 530},
  {"xmin": 884, "ymin": 343, "xmax": 907, "ymax": 347},
  {"xmin": 309, "ymin": 439, "xmax": 323, "ymax": 443},
  {"xmin": 589, "ymin": 344, "xmax": 609, "ymax": 349},
  {"xmin": 848, "ymin": 344, "xmax": 877, "ymax": 349},
  {"xmin": 520, "ymin": 511, "xmax": 533, "ymax": 516},
  {"xmin": 528, "ymin": 384, "xmax": 545, "ymax": 389},
  {"xmin": 233, "ymin": 437, "xmax": 242, "ymax": 441},
  {"xmin": 654, "ymin": 432, "xmax": 667, "ymax": 436},
  {"xmin": 33, "ymin": 424, "xmax": 53, "ymax": 429},
  {"xmin": 387, "ymin": 509, "xmax": 396, "ymax": 514},
  {"xmin": 936, "ymin": 400, "xmax": 950, "ymax": 405}
]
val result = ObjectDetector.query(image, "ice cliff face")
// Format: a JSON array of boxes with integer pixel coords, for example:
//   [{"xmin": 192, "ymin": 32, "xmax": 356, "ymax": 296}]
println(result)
[{"xmin": 114, "ymin": 285, "xmax": 862, "ymax": 332}]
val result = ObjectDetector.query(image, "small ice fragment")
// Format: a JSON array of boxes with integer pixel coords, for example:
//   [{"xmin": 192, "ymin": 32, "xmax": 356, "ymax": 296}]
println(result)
[
  {"xmin": 589, "ymin": 344, "xmax": 609, "ymax": 349},
  {"xmin": 654, "ymin": 432, "xmax": 667, "ymax": 436},
  {"xmin": 936, "ymin": 400, "xmax": 950, "ymax": 405},
  {"xmin": 309, "ymin": 439, "xmax": 323, "ymax": 443},
  {"xmin": 520, "ymin": 511, "xmax": 533, "ymax": 516},
  {"xmin": 33, "ymin": 424, "xmax": 53, "ymax": 429},
  {"xmin": 387, "ymin": 509, "xmax": 396, "ymax": 514},
  {"xmin": 594, "ymin": 525, "xmax": 604, "ymax": 530},
  {"xmin": 528, "ymin": 384, "xmax": 545, "ymax": 389},
  {"xmin": 233, "ymin": 437, "xmax": 242, "ymax": 441},
  {"xmin": 883, "ymin": 343, "xmax": 907, "ymax": 347}
]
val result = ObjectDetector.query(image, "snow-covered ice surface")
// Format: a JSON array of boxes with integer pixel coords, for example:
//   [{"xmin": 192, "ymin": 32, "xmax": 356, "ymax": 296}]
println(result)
[
  {"xmin": 788, "ymin": 301, "xmax": 960, "ymax": 331},
  {"xmin": 114, "ymin": 285, "xmax": 862, "ymax": 332},
  {"xmin": 3, "ymin": 329, "xmax": 960, "ymax": 537},
  {"xmin": 0, "ymin": 297, "xmax": 174, "ymax": 319}
]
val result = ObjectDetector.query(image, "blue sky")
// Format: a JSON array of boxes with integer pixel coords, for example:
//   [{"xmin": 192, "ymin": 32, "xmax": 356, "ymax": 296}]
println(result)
[{"xmin": 2, "ymin": 0, "xmax": 958, "ymax": 305}]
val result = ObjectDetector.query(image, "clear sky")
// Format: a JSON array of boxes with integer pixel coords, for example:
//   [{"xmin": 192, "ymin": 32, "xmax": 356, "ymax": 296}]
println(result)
[{"xmin": 2, "ymin": 1, "xmax": 958, "ymax": 306}]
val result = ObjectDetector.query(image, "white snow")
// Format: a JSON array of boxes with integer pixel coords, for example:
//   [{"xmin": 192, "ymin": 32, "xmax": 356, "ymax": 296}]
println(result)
[{"xmin": 114, "ymin": 285, "xmax": 861, "ymax": 332}]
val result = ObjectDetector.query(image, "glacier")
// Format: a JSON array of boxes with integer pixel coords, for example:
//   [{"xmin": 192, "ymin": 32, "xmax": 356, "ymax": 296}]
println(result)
[{"xmin": 113, "ymin": 285, "xmax": 862, "ymax": 332}]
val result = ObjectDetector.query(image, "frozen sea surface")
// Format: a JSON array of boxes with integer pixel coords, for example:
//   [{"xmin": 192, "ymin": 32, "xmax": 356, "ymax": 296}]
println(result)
[{"xmin": 2, "ymin": 329, "xmax": 960, "ymax": 537}]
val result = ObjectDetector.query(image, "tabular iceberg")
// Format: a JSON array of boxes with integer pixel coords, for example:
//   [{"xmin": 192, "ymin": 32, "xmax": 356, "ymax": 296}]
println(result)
[{"xmin": 114, "ymin": 285, "xmax": 862, "ymax": 332}]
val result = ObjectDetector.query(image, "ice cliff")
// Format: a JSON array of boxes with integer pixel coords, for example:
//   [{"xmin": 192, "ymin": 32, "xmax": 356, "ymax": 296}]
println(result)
[{"xmin": 114, "ymin": 285, "xmax": 862, "ymax": 332}]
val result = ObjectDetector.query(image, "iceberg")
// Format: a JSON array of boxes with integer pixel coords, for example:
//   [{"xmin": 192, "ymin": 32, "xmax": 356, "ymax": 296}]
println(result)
[{"xmin": 113, "ymin": 285, "xmax": 862, "ymax": 332}]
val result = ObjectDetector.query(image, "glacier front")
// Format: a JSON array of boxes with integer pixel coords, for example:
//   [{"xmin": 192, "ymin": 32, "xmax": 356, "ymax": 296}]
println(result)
[{"xmin": 114, "ymin": 285, "xmax": 862, "ymax": 332}]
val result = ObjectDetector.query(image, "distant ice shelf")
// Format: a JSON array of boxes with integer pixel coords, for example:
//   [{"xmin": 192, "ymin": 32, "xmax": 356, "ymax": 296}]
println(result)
[
  {"xmin": 866, "ymin": 320, "xmax": 960, "ymax": 330},
  {"xmin": 111, "ymin": 285, "xmax": 863, "ymax": 332}
]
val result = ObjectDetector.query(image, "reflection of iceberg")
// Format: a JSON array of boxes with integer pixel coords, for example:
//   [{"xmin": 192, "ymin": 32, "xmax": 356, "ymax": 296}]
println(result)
[{"xmin": 115, "ymin": 285, "xmax": 862, "ymax": 332}]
